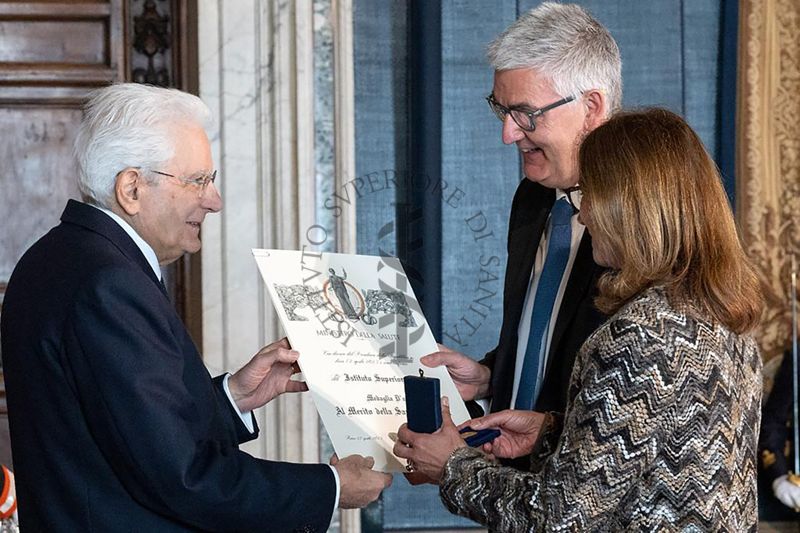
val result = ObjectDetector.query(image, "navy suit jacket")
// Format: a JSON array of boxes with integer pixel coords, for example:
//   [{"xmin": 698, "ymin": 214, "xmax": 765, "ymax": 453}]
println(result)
[
  {"xmin": 1, "ymin": 200, "xmax": 336, "ymax": 532},
  {"xmin": 481, "ymin": 179, "xmax": 606, "ymax": 415}
]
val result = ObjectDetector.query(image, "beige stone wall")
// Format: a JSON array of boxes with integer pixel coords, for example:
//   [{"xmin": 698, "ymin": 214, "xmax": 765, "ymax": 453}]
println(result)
[{"xmin": 197, "ymin": 0, "xmax": 357, "ymax": 530}]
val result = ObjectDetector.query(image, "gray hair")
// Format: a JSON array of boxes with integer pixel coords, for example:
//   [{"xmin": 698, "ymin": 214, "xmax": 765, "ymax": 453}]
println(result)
[
  {"xmin": 73, "ymin": 83, "xmax": 212, "ymax": 208},
  {"xmin": 487, "ymin": 2, "xmax": 622, "ymax": 114}
]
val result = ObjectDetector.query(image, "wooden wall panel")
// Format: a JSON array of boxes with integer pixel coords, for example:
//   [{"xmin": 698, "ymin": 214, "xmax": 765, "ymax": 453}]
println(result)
[
  {"xmin": 0, "ymin": 20, "xmax": 106, "ymax": 63},
  {"xmin": 0, "ymin": 0, "xmax": 125, "ymax": 289},
  {"xmin": 0, "ymin": 0, "xmax": 127, "ymax": 469},
  {"xmin": 0, "ymin": 1, "xmax": 124, "ymax": 101},
  {"xmin": 0, "ymin": 108, "xmax": 82, "ymax": 282}
]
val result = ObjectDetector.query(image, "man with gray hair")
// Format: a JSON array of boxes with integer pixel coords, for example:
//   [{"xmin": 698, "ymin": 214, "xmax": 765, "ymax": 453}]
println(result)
[
  {"xmin": 1, "ymin": 83, "xmax": 391, "ymax": 532},
  {"xmin": 423, "ymin": 2, "xmax": 620, "ymax": 446}
]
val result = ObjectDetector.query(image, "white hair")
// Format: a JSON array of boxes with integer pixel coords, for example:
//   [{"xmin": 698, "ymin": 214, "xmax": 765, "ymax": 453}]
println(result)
[
  {"xmin": 487, "ymin": 2, "xmax": 622, "ymax": 114},
  {"xmin": 73, "ymin": 83, "xmax": 212, "ymax": 207}
]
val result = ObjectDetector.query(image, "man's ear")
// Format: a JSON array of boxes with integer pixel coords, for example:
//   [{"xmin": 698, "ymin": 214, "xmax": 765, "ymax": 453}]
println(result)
[
  {"xmin": 114, "ymin": 168, "xmax": 143, "ymax": 216},
  {"xmin": 583, "ymin": 89, "xmax": 609, "ymax": 131}
]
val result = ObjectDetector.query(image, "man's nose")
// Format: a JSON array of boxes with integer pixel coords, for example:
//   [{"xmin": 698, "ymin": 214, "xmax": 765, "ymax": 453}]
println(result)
[
  {"xmin": 203, "ymin": 181, "xmax": 223, "ymax": 212},
  {"xmin": 501, "ymin": 115, "xmax": 525, "ymax": 145}
]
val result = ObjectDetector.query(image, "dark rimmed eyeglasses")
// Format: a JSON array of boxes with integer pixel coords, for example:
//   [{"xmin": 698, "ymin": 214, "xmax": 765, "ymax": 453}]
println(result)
[
  {"xmin": 151, "ymin": 169, "xmax": 217, "ymax": 195},
  {"xmin": 565, "ymin": 185, "xmax": 581, "ymax": 212},
  {"xmin": 486, "ymin": 93, "xmax": 576, "ymax": 132}
]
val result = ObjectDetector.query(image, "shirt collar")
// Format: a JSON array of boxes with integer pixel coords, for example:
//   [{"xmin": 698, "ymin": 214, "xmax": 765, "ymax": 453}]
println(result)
[
  {"xmin": 90, "ymin": 204, "xmax": 162, "ymax": 281},
  {"xmin": 555, "ymin": 187, "xmax": 581, "ymax": 212}
]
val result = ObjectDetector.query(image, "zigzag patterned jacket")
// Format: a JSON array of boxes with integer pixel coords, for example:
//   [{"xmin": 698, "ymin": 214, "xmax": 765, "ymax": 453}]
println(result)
[{"xmin": 440, "ymin": 286, "xmax": 761, "ymax": 532}]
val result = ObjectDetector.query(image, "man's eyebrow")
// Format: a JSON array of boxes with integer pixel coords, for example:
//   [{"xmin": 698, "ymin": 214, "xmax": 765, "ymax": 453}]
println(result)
[{"xmin": 500, "ymin": 97, "xmax": 539, "ymax": 111}]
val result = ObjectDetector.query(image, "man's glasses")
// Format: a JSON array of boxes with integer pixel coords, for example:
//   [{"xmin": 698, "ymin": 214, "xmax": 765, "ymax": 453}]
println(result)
[
  {"xmin": 151, "ymin": 169, "xmax": 217, "ymax": 196},
  {"xmin": 486, "ymin": 93, "xmax": 575, "ymax": 132}
]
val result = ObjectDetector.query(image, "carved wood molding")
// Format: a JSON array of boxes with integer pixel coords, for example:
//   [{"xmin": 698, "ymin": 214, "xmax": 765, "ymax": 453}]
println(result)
[
  {"xmin": 131, "ymin": 0, "xmax": 172, "ymax": 86},
  {"xmin": 129, "ymin": 0, "xmax": 195, "ymax": 90},
  {"xmin": 0, "ymin": 0, "xmax": 125, "ymax": 105},
  {"xmin": 737, "ymin": 0, "xmax": 800, "ymax": 361}
]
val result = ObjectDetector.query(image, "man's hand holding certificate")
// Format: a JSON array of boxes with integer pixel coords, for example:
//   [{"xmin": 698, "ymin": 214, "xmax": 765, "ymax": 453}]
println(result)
[{"xmin": 254, "ymin": 249, "xmax": 471, "ymax": 472}]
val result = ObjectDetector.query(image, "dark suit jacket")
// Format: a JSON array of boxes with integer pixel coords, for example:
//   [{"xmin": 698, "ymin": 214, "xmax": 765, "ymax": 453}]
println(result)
[
  {"xmin": 759, "ymin": 350, "xmax": 795, "ymax": 485},
  {"xmin": 757, "ymin": 351, "xmax": 800, "ymax": 520},
  {"xmin": 481, "ymin": 179, "xmax": 606, "ymax": 415},
  {"xmin": 1, "ymin": 200, "xmax": 336, "ymax": 532}
]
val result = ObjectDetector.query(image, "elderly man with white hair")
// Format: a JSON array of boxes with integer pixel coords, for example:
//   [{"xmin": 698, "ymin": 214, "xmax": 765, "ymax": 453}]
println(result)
[{"xmin": 1, "ymin": 83, "xmax": 390, "ymax": 532}]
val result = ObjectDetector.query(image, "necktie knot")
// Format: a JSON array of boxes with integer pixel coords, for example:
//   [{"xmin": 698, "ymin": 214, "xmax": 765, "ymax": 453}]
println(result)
[{"xmin": 550, "ymin": 197, "xmax": 573, "ymax": 227}]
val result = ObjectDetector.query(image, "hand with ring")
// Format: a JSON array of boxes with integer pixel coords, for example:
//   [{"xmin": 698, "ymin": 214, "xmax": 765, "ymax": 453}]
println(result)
[{"xmin": 393, "ymin": 396, "xmax": 467, "ymax": 482}]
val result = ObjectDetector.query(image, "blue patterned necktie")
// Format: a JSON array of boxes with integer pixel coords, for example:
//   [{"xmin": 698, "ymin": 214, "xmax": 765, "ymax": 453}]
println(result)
[{"xmin": 515, "ymin": 197, "xmax": 573, "ymax": 410}]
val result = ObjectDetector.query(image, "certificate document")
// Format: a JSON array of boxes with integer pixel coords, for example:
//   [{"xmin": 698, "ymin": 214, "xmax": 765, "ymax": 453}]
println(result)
[{"xmin": 253, "ymin": 249, "xmax": 470, "ymax": 472}]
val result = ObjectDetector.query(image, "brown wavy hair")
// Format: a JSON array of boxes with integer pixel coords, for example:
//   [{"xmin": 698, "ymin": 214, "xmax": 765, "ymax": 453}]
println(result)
[{"xmin": 578, "ymin": 108, "xmax": 762, "ymax": 333}]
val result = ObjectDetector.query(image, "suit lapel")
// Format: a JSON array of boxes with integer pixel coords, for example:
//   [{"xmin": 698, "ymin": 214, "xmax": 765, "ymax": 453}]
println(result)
[
  {"xmin": 505, "ymin": 184, "xmax": 554, "ymax": 329},
  {"xmin": 490, "ymin": 181, "xmax": 553, "ymax": 413},
  {"xmin": 60, "ymin": 200, "xmax": 167, "ymax": 295}
]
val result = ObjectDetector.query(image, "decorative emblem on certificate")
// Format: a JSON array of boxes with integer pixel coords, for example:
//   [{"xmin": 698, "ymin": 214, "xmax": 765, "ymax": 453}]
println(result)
[{"xmin": 254, "ymin": 249, "xmax": 470, "ymax": 471}]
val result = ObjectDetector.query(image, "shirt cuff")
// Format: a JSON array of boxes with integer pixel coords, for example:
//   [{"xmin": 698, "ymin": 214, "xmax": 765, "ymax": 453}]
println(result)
[
  {"xmin": 475, "ymin": 398, "xmax": 490, "ymax": 415},
  {"xmin": 328, "ymin": 464, "xmax": 341, "ymax": 511},
  {"xmin": 222, "ymin": 373, "xmax": 255, "ymax": 433}
]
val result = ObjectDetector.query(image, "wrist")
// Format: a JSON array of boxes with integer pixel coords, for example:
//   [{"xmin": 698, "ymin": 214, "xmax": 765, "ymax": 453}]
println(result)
[
  {"xmin": 447, "ymin": 442, "xmax": 469, "ymax": 463},
  {"xmin": 530, "ymin": 412, "xmax": 554, "ymax": 454},
  {"xmin": 475, "ymin": 365, "xmax": 492, "ymax": 399},
  {"xmin": 226, "ymin": 373, "xmax": 248, "ymax": 409}
]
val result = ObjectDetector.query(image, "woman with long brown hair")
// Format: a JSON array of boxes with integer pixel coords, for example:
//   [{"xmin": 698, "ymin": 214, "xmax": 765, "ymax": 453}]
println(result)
[{"xmin": 395, "ymin": 108, "xmax": 763, "ymax": 531}]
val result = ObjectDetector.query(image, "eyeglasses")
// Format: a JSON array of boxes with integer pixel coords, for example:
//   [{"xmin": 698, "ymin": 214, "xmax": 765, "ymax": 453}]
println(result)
[
  {"xmin": 564, "ymin": 185, "xmax": 581, "ymax": 212},
  {"xmin": 150, "ymin": 169, "xmax": 217, "ymax": 195},
  {"xmin": 486, "ymin": 93, "xmax": 576, "ymax": 132}
]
